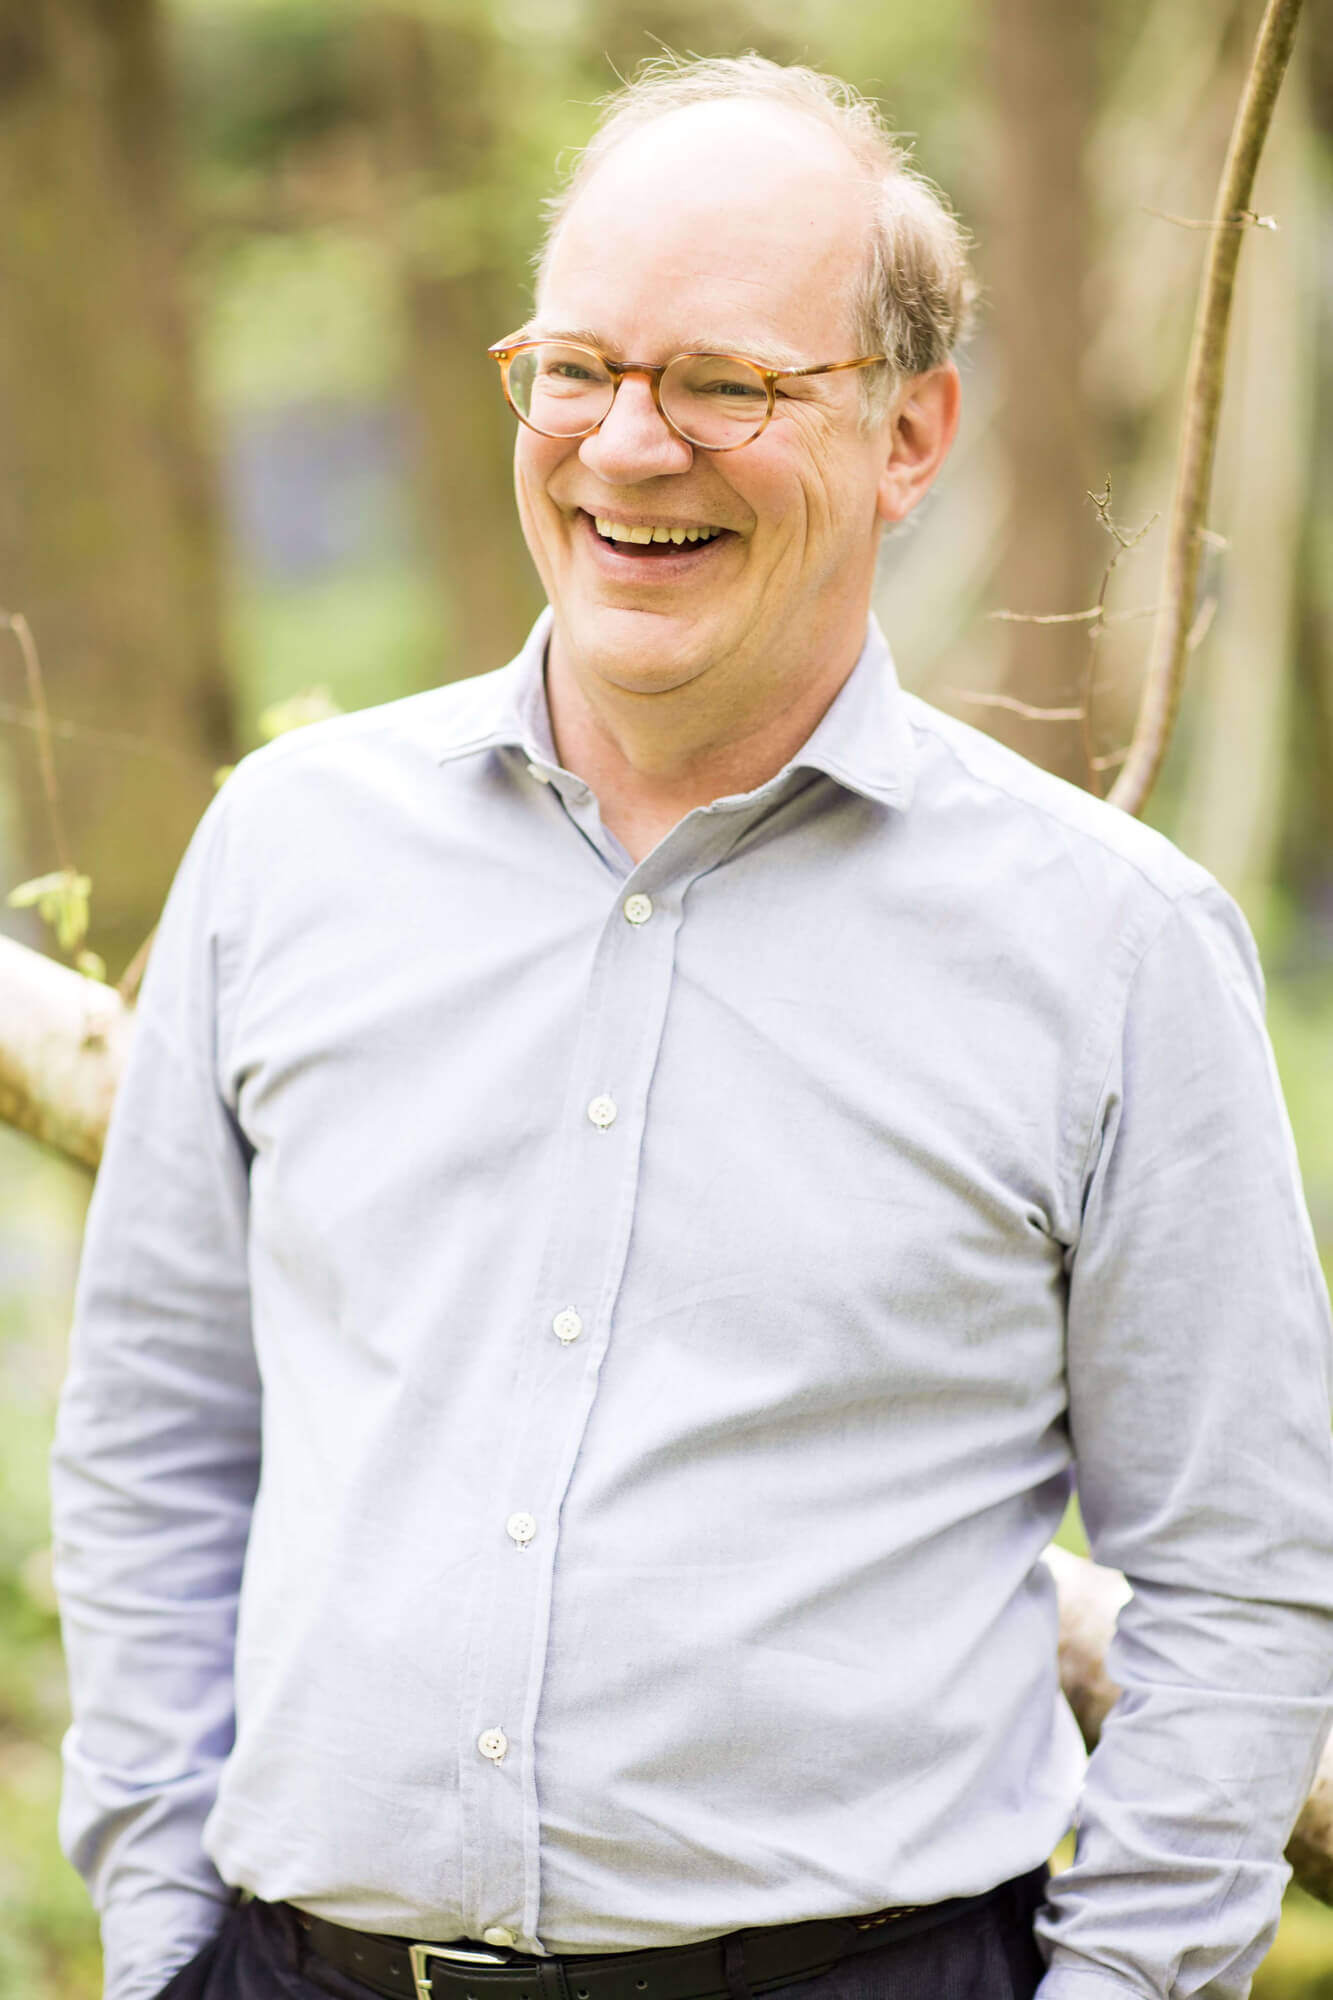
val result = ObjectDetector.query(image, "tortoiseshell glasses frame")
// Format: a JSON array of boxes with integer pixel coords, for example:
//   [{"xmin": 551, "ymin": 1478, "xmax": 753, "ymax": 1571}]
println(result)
[{"xmin": 487, "ymin": 336, "xmax": 889, "ymax": 452}]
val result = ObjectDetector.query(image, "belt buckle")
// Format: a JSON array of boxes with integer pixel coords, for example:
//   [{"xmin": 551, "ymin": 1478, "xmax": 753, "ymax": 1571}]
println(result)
[{"xmin": 409, "ymin": 1942, "xmax": 510, "ymax": 2000}]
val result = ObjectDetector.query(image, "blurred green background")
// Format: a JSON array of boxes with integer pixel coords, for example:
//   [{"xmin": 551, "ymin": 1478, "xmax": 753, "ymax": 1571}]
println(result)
[{"xmin": 1, "ymin": 0, "xmax": 1332, "ymax": 1991}]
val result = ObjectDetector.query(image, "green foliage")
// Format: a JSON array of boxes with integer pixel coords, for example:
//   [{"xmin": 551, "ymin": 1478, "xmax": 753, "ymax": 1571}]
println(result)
[
  {"xmin": 230, "ymin": 562, "xmax": 441, "ymax": 730},
  {"xmin": 0, "ymin": 1136, "xmax": 96, "ymax": 1997},
  {"xmin": 257, "ymin": 685, "xmax": 344, "ymax": 739},
  {"xmin": 5, "ymin": 871, "xmax": 92, "ymax": 959},
  {"xmin": 202, "ymin": 229, "xmax": 404, "ymax": 410},
  {"xmin": 173, "ymin": 0, "xmax": 363, "ymax": 173}
]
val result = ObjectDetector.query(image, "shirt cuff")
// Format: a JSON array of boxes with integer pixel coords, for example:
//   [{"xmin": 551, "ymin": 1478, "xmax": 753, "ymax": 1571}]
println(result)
[{"xmin": 100, "ymin": 1888, "xmax": 233, "ymax": 2000}]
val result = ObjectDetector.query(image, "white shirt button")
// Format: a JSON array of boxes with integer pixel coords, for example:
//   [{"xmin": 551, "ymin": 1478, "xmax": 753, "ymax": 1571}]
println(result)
[
  {"xmin": 478, "ymin": 1728, "xmax": 508, "ymax": 1762},
  {"xmin": 506, "ymin": 1511, "xmax": 537, "ymax": 1546},
  {"xmin": 482, "ymin": 1928, "xmax": 516, "ymax": 1950},
  {"xmin": 552, "ymin": 1308, "xmax": 583, "ymax": 1344},
  {"xmin": 525, "ymin": 762, "xmax": 550, "ymax": 784},
  {"xmin": 587, "ymin": 1094, "xmax": 617, "ymax": 1129},
  {"xmin": 623, "ymin": 893, "xmax": 653, "ymax": 925}
]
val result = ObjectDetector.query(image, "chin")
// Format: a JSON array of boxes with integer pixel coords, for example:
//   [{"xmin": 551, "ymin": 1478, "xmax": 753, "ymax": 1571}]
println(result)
[{"xmin": 567, "ymin": 602, "xmax": 717, "ymax": 697}]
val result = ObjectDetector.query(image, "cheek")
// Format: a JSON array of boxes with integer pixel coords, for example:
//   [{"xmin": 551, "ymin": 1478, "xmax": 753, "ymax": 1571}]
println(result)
[
  {"xmin": 746, "ymin": 422, "xmax": 862, "ymax": 550},
  {"xmin": 514, "ymin": 437, "xmax": 571, "ymax": 523}
]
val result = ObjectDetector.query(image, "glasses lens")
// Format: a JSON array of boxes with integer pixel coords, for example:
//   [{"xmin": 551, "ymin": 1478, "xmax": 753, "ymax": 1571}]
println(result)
[
  {"xmin": 660, "ymin": 354, "xmax": 770, "ymax": 447},
  {"xmin": 507, "ymin": 343, "xmax": 613, "ymax": 437}
]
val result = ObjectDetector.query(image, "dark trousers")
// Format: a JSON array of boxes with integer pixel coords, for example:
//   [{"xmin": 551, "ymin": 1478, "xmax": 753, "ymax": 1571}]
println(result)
[{"xmin": 158, "ymin": 1875, "xmax": 1048, "ymax": 2000}]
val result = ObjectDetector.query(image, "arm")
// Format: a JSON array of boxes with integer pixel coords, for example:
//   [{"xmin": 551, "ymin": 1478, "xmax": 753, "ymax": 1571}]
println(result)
[
  {"xmin": 50, "ymin": 790, "xmax": 260, "ymax": 2000},
  {"xmin": 1037, "ymin": 885, "xmax": 1333, "ymax": 1999}
]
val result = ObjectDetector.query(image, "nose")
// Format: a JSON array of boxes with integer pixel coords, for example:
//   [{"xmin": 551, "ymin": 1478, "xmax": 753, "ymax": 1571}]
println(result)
[{"xmin": 577, "ymin": 372, "xmax": 693, "ymax": 483}]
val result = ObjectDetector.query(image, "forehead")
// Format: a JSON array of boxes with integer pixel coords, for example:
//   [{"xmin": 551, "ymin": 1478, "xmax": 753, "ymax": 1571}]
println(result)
[{"xmin": 537, "ymin": 100, "xmax": 873, "ymax": 361}]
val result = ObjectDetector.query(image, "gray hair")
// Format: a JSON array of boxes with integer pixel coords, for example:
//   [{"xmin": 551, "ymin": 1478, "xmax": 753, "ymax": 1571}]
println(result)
[{"xmin": 535, "ymin": 52, "xmax": 976, "ymax": 421}]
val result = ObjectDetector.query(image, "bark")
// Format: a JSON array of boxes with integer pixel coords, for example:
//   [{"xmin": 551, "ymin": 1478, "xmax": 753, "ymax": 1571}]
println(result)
[
  {"xmin": 1175, "ymin": 72, "xmax": 1313, "ymax": 916},
  {"xmin": 359, "ymin": 3, "xmax": 544, "ymax": 679},
  {"xmin": 980, "ymin": 0, "xmax": 1104, "ymax": 787},
  {"xmin": 0, "ymin": 935, "xmax": 130, "ymax": 1168},
  {"xmin": 1108, "ymin": 0, "xmax": 1307, "ymax": 815},
  {"xmin": 0, "ymin": 0, "xmax": 237, "ymax": 976}
]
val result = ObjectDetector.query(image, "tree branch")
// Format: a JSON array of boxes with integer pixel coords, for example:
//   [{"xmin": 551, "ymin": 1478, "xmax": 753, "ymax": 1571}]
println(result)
[
  {"xmin": 1109, "ymin": 0, "xmax": 1305, "ymax": 815},
  {"xmin": 2, "ymin": 610, "xmax": 72, "ymax": 874},
  {"xmin": 0, "ymin": 936, "xmax": 131, "ymax": 1168}
]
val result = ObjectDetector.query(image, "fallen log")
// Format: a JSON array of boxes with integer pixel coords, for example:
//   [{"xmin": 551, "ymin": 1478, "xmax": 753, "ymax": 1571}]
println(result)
[{"xmin": 0, "ymin": 934, "xmax": 132, "ymax": 1170}]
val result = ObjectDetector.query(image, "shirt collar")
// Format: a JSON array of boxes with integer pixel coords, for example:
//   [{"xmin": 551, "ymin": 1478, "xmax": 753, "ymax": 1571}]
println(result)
[{"xmin": 428, "ymin": 606, "xmax": 916, "ymax": 813}]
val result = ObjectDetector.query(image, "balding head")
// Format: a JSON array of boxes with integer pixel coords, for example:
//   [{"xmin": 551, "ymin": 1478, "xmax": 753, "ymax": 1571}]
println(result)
[
  {"xmin": 537, "ymin": 54, "xmax": 974, "ymax": 415},
  {"xmin": 540, "ymin": 97, "xmax": 879, "ymax": 374}
]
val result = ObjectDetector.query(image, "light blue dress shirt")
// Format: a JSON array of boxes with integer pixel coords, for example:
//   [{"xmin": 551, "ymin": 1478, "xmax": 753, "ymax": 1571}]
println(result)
[{"xmin": 51, "ymin": 612, "xmax": 1333, "ymax": 2000}]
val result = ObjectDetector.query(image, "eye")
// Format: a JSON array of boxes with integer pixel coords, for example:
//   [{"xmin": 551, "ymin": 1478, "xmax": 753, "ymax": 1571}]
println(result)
[{"xmin": 701, "ymin": 376, "xmax": 767, "ymax": 400}]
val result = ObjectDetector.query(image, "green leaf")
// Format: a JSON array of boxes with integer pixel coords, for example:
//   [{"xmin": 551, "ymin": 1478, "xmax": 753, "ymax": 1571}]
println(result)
[
  {"xmin": 257, "ymin": 686, "xmax": 342, "ymax": 741},
  {"xmin": 5, "ymin": 871, "xmax": 70, "ymax": 910},
  {"xmin": 5, "ymin": 869, "xmax": 92, "ymax": 953}
]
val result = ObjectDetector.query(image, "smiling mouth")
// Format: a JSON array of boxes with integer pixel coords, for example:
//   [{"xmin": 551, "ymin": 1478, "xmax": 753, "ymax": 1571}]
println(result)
[{"xmin": 581, "ymin": 510, "xmax": 733, "ymax": 557}]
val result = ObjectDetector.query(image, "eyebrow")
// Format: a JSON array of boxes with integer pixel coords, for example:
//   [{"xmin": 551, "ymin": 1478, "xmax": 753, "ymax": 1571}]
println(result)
[{"xmin": 510, "ymin": 323, "xmax": 810, "ymax": 373}]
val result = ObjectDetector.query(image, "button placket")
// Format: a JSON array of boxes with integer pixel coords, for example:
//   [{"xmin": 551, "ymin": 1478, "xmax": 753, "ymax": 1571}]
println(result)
[{"xmin": 460, "ymin": 871, "xmax": 686, "ymax": 1946}]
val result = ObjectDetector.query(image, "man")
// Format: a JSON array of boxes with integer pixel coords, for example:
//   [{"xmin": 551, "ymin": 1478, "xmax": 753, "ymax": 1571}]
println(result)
[{"xmin": 52, "ymin": 52, "xmax": 1333, "ymax": 2000}]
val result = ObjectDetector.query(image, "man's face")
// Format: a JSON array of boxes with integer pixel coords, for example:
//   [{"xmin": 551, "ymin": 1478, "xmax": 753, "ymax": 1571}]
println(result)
[{"xmin": 512, "ymin": 102, "xmax": 919, "ymax": 706}]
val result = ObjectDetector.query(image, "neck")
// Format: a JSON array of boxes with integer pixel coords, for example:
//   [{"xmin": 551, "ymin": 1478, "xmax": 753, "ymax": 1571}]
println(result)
[{"xmin": 545, "ymin": 616, "xmax": 869, "ymax": 864}]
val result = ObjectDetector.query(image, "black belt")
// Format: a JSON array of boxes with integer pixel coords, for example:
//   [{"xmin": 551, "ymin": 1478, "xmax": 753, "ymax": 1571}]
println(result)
[{"xmin": 283, "ymin": 1870, "xmax": 1044, "ymax": 2000}]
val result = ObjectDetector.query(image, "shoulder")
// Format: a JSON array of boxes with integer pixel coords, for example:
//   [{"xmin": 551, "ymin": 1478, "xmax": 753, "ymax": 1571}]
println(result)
[
  {"xmin": 177, "ymin": 665, "xmax": 521, "ymax": 930},
  {"xmin": 902, "ymin": 693, "xmax": 1214, "ymax": 915},
  {"xmin": 227, "ymin": 664, "xmax": 518, "ymax": 797}
]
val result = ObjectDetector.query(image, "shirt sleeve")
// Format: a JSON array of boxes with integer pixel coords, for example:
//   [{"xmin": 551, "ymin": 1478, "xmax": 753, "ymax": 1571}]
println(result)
[
  {"xmin": 1035, "ymin": 884, "xmax": 1333, "ymax": 1998},
  {"xmin": 49, "ymin": 785, "xmax": 260, "ymax": 2000}
]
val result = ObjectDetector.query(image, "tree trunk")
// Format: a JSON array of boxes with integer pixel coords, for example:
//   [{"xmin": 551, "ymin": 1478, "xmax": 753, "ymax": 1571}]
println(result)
[
  {"xmin": 981, "ymin": 0, "xmax": 1104, "ymax": 787},
  {"xmin": 360, "ymin": 3, "xmax": 544, "ymax": 681},
  {"xmin": 0, "ymin": 0, "xmax": 236, "ymax": 977}
]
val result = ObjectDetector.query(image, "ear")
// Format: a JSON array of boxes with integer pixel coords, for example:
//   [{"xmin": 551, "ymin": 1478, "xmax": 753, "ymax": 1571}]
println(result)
[{"xmin": 875, "ymin": 365, "xmax": 961, "ymax": 526}]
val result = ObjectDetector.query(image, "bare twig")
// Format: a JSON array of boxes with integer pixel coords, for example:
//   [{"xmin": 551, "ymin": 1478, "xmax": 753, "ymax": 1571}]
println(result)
[
  {"xmin": 991, "ymin": 606, "xmax": 1103, "ymax": 627},
  {"xmin": 947, "ymin": 690, "xmax": 1086, "ymax": 723},
  {"xmin": 0, "ymin": 698, "xmax": 198, "ymax": 768},
  {"xmin": 117, "ymin": 926, "xmax": 157, "ymax": 1006},
  {"xmin": 1186, "ymin": 595, "xmax": 1219, "ymax": 653},
  {"xmin": 981, "ymin": 486, "xmax": 1157, "ymax": 792},
  {"xmin": 1078, "ymin": 485, "xmax": 1160, "ymax": 794},
  {"xmin": 1110, "ymin": 0, "xmax": 1305, "ymax": 815},
  {"xmin": 990, "ymin": 604, "xmax": 1158, "ymax": 628},
  {"xmin": 1, "ymin": 612, "xmax": 73, "ymax": 874},
  {"xmin": 1144, "ymin": 204, "xmax": 1278, "ymax": 231}
]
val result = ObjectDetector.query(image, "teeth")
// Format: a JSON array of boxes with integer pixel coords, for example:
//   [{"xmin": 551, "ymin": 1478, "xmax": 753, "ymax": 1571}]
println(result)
[{"xmin": 593, "ymin": 514, "xmax": 722, "ymax": 546}]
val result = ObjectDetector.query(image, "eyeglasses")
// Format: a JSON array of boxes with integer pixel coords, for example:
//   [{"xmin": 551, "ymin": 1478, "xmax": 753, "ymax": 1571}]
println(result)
[{"xmin": 487, "ymin": 337, "xmax": 888, "ymax": 452}]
